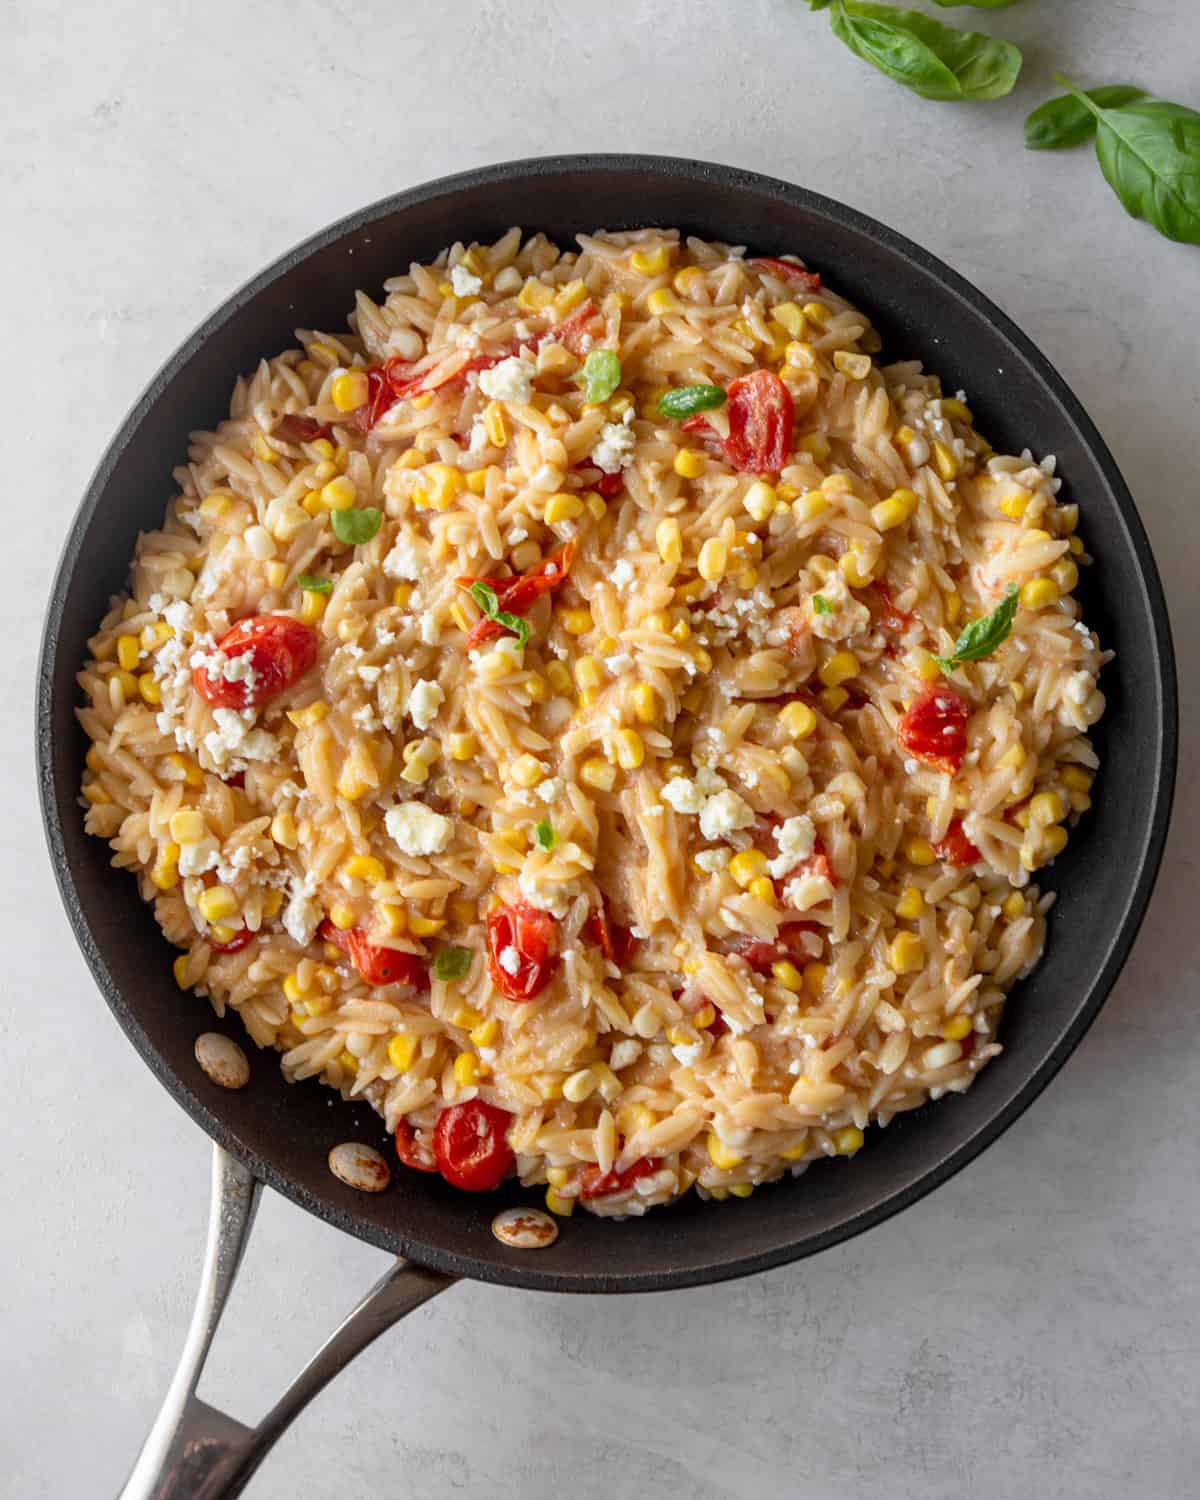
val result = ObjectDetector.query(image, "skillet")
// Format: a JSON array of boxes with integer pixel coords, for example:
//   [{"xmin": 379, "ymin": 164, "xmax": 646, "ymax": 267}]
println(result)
[{"xmin": 36, "ymin": 155, "xmax": 1176, "ymax": 1499}]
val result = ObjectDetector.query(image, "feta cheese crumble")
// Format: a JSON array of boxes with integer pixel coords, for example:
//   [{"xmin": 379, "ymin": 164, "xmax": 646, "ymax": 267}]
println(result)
[
  {"xmin": 591, "ymin": 407, "xmax": 636, "ymax": 474},
  {"xmin": 498, "ymin": 945, "xmax": 521, "ymax": 976},
  {"xmin": 408, "ymin": 678, "xmax": 444, "ymax": 730},
  {"xmin": 383, "ymin": 533, "xmax": 426, "ymax": 582},
  {"xmin": 767, "ymin": 815, "xmax": 817, "ymax": 881},
  {"xmin": 698, "ymin": 789, "xmax": 756, "ymax": 841},
  {"xmin": 478, "ymin": 353, "xmax": 535, "ymax": 405},
  {"xmin": 450, "ymin": 263, "xmax": 482, "ymax": 297},
  {"xmin": 385, "ymin": 801, "xmax": 453, "ymax": 856}
]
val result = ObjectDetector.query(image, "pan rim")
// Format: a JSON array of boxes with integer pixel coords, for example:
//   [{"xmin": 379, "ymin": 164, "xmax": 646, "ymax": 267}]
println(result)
[{"xmin": 37, "ymin": 153, "xmax": 1177, "ymax": 1292}]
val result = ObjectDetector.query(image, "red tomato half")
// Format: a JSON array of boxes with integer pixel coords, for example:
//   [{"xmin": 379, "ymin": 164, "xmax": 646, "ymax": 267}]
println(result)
[
  {"xmin": 318, "ymin": 919, "xmax": 427, "ymax": 989},
  {"xmin": 433, "ymin": 1100, "xmax": 515, "ymax": 1191},
  {"xmin": 934, "ymin": 817, "xmax": 981, "ymax": 868},
  {"xmin": 593, "ymin": 469, "xmax": 625, "ymax": 499},
  {"xmin": 579, "ymin": 1157, "xmax": 663, "ymax": 1201},
  {"xmin": 687, "ymin": 370, "xmax": 794, "ymax": 475},
  {"xmin": 583, "ymin": 906, "xmax": 637, "ymax": 967},
  {"xmin": 394, "ymin": 1118, "xmax": 438, "ymax": 1173},
  {"xmin": 273, "ymin": 413, "xmax": 335, "ymax": 445},
  {"xmin": 209, "ymin": 927, "xmax": 255, "ymax": 955},
  {"xmin": 749, "ymin": 256, "xmax": 822, "ymax": 292},
  {"xmin": 459, "ymin": 541, "xmax": 577, "ymax": 648},
  {"xmin": 730, "ymin": 924, "xmax": 820, "ymax": 976},
  {"xmin": 192, "ymin": 615, "xmax": 318, "ymax": 710},
  {"xmin": 897, "ymin": 684, "xmax": 970, "ymax": 775},
  {"xmin": 543, "ymin": 299, "xmax": 601, "ymax": 355},
  {"xmin": 486, "ymin": 901, "xmax": 558, "ymax": 1001}
]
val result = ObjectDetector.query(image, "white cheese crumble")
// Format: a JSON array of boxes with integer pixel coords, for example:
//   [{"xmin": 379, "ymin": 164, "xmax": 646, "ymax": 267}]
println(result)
[
  {"xmin": 767, "ymin": 815, "xmax": 817, "ymax": 881},
  {"xmin": 203, "ymin": 709, "xmax": 279, "ymax": 771},
  {"xmin": 610, "ymin": 559, "xmax": 634, "ymax": 589},
  {"xmin": 282, "ymin": 873, "xmax": 322, "ymax": 947},
  {"xmin": 418, "ymin": 614, "xmax": 441, "ymax": 646},
  {"xmin": 698, "ymin": 789, "xmax": 756, "ymax": 841},
  {"xmin": 357, "ymin": 665, "xmax": 382, "ymax": 685},
  {"xmin": 450, "ymin": 263, "xmax": 482, "ymax": 297},
  {"xmin": 178, "ymin": 837, "xmax": 220, "ymax": 877},
  {"xmin": 383, "ymin": 533, "xmax": 426, "ymax": 582},
  {"xmin": 591, "ymin": 406, "xmax": 636, "ymax": 474},
  {"xmin": 695, "ymin": 849, "xmax": 728, "ymax": 874},
  {"xmin": 536, "ymin": 777, "xmax": 564, "ymax": 803},
  {"xmin": 385, "ymin": 801, "xmax": 452, "ymax": 856},
  {"xmin": 498, "ymin": 945, "xmax": 521, "ymax": 976},
  {"xmin": 478, "ymin": 353, "xmax": 535, "ymax": 405},
  {"xmin": 408, "ymin": 679, "xmax": 445, "ymax": 730},
  {"xmin": 661, "ymin": 765, "xmax": 725, "ymax": 816}
]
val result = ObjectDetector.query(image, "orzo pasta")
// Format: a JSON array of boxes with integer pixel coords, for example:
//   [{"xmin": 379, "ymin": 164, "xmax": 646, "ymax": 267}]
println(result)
[{"xmin": 77, "ymin": 227, "xmax": 1107, "ymax": 1216}]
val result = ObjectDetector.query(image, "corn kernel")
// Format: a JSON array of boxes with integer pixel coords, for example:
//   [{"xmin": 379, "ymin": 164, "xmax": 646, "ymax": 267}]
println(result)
[
  {"xmin": 1029, "ymin": 791, "xmax": 1066, "ymax": 827},
  {"xmin": 692, "ymin": 646, "xmax": 713, "ymax": 674},
  {"xmin": 330, "ymin": 370, "xmax": 369, "ymax": 412},
  {"xmin": 324, "ymin": 903, "xmax": 355, "ymax": 933},
  {"xmin": 580, "ymin": 757, "xmax": 616, "ymax": 792},
  {"xmin": 409, "ymin": 912, "xmax": 444, "ymax": 937},
  {"xmin": 560, "ymin": 607, "xmax": 593, "ymax": 637},
  {"xmin": 790, "ymin": 490, "xmax": 828, "ymax": 527},
  {"xmin": 378, "ymin": 903, "xmax": 407, "ymax": 937},
  {"xmin": 889, "ymin": 932, "xmax": 925, "ymax": 974},
  {"xmin": 1060, "ymin": 765, "xmax": 1093, "ymax": 793},
  {"xmin": 822, "ymin": 474, "xmax": 853, "ymax": 496},
  {"xmin": 839, "ymin": 548, "xmax": 877, "ymax": 588},
  {"xmin": 746, "ymin": 876, "xmax": 775, "ymax": 906},
  {"xmin": 1000, "ymin": 489, "xmax": 1031, "ymax": 519},
  {"xmin": 697, "ymin": 538, "xmax": 727, "ymax": 582},
  {"xmin": 628, "ymin": 683, "xmax": 657, "ymax": 724},
  {"xmin": 611, "ymin": 728, "xmax": 645, "ymax": 771},
  {"xmin": 834, "ymin": 1126, "xmax": 865, "ymax": 1156},
  {"xmin": 940, "ymin": 398, "xmax": 973, "ymax": 423},
  {"xmin": 509, "ymin": 753, "xmax": 547, "ymax": 789},
  {"xmin": 727, "ymin": 849, "xmax": 766, "ymax": 889},
  {"xmin": 896, "ymin": 885, "xmax": 924, "ymax": 921},
  {"xmin": 772, "ymin": 960, "xmax": 805, "ymax": 993},
  {"xmin": 630, "ymin": 245, "xmax": 671, "ymax": 277},
  {"xmin": 321, "ymin": 475, "xmax": 357, "ymax": 511},
  {"xmin": 546, "ymin": 1189, "xmax": 575, "ymax": 1217},
  {"xmin": 818, "ymin": 686, "xmax": 847, "ymax": 714},
  {"xmin": 172, "ymin": 953, "xmax": 190, "ymax": 987},
  {"xmin": 198, "ymin": 886, "xmax": 238, "ymax": 924},
  {"xmin": 470, "ymin": 1018, "xmax": 500, "ymax": 1049},
  {"xmin": 781, "ymin": 1140, "xmax": 809, "ymax": 1162},
  {"xmin": 644, "ymin": 517, "xmax": 680, "ymax": 570},
  {"xmin": 1051, "ymin": 558, "xmax": 1079, "ymax": 594},
  {"xmin": 420, "ymin": 463, "xmax": 465, "ymax": 511},
  {"xmin": 552, "ymin": 278, "xmax": 588, "ymax": 319},
  {"xmin": 443, "ymin": 731, "xmax": 477, "ymax": 764},
  {"xmin": 453, "ymin": 1052, "xmax": 488, "ymax": 1089},
  {"xmin": 1043, "ymin": 825, "xmax": 1069, "ymax": 859},
  {"xmin": 706, "ymin": 1133, "xmax": 744, "ymax": 1170},
  {"xmin": 166, "ymin": 752, "xmax": 203, "ymax": 788},
  {"xmin": 151, "ymin": 843, "xmax": 180, "ymax": 891},
  {"xmin": 287, "ymin": 701, "xmax": 328, "ymax": 729},
  {"xmin": 798, "ymin": 432, "xmax": 832, "ymax": 464},
  {"xmin": 545, "ymin": 661, "xmax": 573, "ymax": 699},
  {"xmin": 168, "ymin": 808, "xmax": 206, "ymax": 845},
  {"xmin": 1002, "ymin": 891, "xmax": 1026, "ymax": 921},
  {"xmin": 563, "ymin": 1066, "xmax": 599, "ymax": 1103},
  {"xmin": 385, "ymin": 1034, "xmax": 417, "ymax": 1072},
  {"xmin": 942, "ymin": 1015, "xmax": 974, "ymax": 1042},
  {"xmin": 574, "ymin": 656, "xmax": 602, "ymax": 693},
  {"xmin": 666, "ymin": 446, "xmax": 705, "ymax": 482},
  {"xmin": 262, "ymin": 889, "xmax": 284, "ymax": 920},
  {"xmin": 544, "ymin": 492, "xmax": 585, "ymax": 526},
  {"xmin": 673, "ymin": 265, "xmax": 705, "ymax": 297},
  {"xmin": 647, "ymin": 288, "xmax": 680, "ymax": 316},
  {"xmin": 931, "ymin": 441, "xmax": 959, "ymax": 481},
  {"xmin": 116, "ymin": 635, "xmax": 141, "ymax": 672},
  {"xmin": 295, "ymin": 587, "xmax": 326, "ymax": 625},
  {"xmin": 343, "ymin": 854, "xmax": 386, "ymax": 885},
  {"xmin": 833, "ymin": 350, "xmax": 871, "ymax": 380},
  {"xmin": 906, "ymin": 837, "xmax": 936, "ymax": 867},
  {"xmin": 1020, "ymin": 577, "xmax": 1060, "ymax": 611},
  {"xmin": 819, "ymin": 650, "xmax": 859, "ymax": 689},
  {"xmin": 997, "ymin": 743, "xmax": 1027, "ymax": 771}
]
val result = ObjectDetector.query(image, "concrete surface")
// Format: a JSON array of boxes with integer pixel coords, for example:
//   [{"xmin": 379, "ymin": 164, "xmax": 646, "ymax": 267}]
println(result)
[{"xmin": 4, "ymin": 1, "xmax": 1198, "ymax": 1495}]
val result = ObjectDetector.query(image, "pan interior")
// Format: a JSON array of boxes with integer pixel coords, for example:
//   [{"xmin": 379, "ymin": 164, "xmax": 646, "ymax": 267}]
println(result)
[{"xmin": 38, "ymin": 156, "xmax": 1175, "ymax": 1292}]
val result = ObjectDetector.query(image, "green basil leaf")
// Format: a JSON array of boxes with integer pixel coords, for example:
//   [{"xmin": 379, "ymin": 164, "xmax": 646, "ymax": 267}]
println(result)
[
  {"xmin": 434, "ymin": 946, "xmax": 474, "ymax": 982},
  {"xmin": 580, "ymin": 349, "xmax": 622, "ymax": 404},
  {"xmin": 1055, "ymin": 77, "xmax": 1200, "ymax": 245},
  {"xmin": 933, "ymin": 585, "xmax": 1018, "ymax": 674},
  {"xmin": 534, "ymin": 819, "xmax": 555, "ymax": 851},
  {"xmin": 831, "ymin": 1, "xmax": 1022, "ymax": 102},
  {"xmin": 494, "ymin": 611, "xmax": 530, "ymax": 648},
  {"xmin": 296, "ymin": 575, "xmax": 333, "ymax": 594},
  {"xmin": 469, "ymin": 581, "xmax": 499, "ymax": 616},
  {"xmin": 813, "ymin": 594, "xmax": 834, "ymax": 616},
  {"xmin": 330, "ymin": 507, "xmax": 382, "ymax": 546},
  {"xmin": 658, "ymin": 384, "xmax": 728, "ymax": 419},
  {"xmin": 1025, "ymin": 85, "xmax": 1145, "ymax": 151}
]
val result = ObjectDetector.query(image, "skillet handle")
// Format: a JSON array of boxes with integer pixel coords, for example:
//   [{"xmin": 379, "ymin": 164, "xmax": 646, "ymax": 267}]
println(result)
[{"xmin": 118, "ymin": 1143, "xmax": 455, "ymax": 1500}]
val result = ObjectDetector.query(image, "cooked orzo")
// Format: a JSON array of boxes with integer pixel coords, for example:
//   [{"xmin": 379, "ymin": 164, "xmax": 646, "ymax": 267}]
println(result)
[{"xmin": 78, "ymin": 227, "xmax": 1107, "ymax": 1216}]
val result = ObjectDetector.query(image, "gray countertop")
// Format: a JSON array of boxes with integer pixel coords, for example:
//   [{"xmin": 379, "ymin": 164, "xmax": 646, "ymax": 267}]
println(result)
[{"xmin": 5, "ymin": 2, "xmax": 1198, "ymax": 1495}]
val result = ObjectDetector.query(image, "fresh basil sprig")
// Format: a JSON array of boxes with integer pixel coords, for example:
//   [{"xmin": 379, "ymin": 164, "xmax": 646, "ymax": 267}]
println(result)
[
  {"xmin": 468, "ymin": 580, "xmax": 530, "ymax": 648},
  {"xmin": 330, "ymin": 507, "xmax": 382, "ymax": 546},
  {"xmin": 434, "ymin": 946, "xmax": 474, "ymax": 982},
  {"xmin": 812, "ymin": 1, "xmax": 1021, "ymax": 103},
  {"xmin": 534, "ymin": 819, "xmax": 555, "ymax": 851},
  {"xmin": 1052, "ymin": 75, "xmax": 1200, "ymax": 245},
  {"xmin": 658, "ymin": 385, "xmax": 727, "ymax": 419},
  {"xmin": 933, "ymin": 585, "xmax": 1018, "ymax": 674},
  {"xmin": 580, "ymin": 349, "xmax": 622, "ymax": 404},
  {"xmin": 1024, "ymin": 85, "xmax": 1145, "ymax": 151},
  {"xmin": 812, "ymin": 594, "xmax": 834, "ymax": 616},
  {"xmin": 297, "ymin": 575, "xmax": 333, "ymax": 594}
]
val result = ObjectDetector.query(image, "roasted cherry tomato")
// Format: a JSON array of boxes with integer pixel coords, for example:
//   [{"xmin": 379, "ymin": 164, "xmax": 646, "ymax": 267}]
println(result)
[
  {"xmin": 579, "ymin": 1157, "xmax": 663, "ymax": 1201},
  {"xmin": 730, "ymin": 923, "xmax": 820, "ymax": 976},
  {"xmin": 583, "ymin": 907, "xmax": 637, "ymax": 967},
  {"xmin": 209, "ymin": 927, "xmax": 254, "ymax": 955},
  {"xmin": 870, "ymin": 582, "xmax": 916, "ymax": 635},
  {"xmin": 897, "ymin": 684, "xmax": 970, "ymax": 775},
  {"xmin": 543, "ymin": 299, "xmax": 601, "ymax": 355},
  {"xmin": 192, "ymin": 615, "xmax": 318, "ymax": 710},
  {"xmin": 459, "ymin": 541, "xmax": 577, "ymax": 649},
  {"xmin": 273, "ymin": 413, "xmax": 335, "ymax": 445},
  {"xmin": 933, "ymin": 817, "xmax": 981, "ymax": 868},
  {"xmin": 394, "ymin": 1118, "xmax": 438, "ymax": 1173},
  {"xmin": 433, "ymin": 1099, "xmax": 515, "ymax": 1191},
  {"xmin": 723, "ymin": 370, "xmax": 794, "ymax": 473},
  {"xmin": 593, "ymin": 469, "xmax": 625, "ymax": 498},
  {"xmin": 486, "ymin": 900, "xmax": 558, "ymax": 1001},
  {"xmin": 319, "ymin": 919, "xmax": 427, "ymax": 989},
  {"xmin": 749, "ymin": 256, "xmax": 823, "ymax": 292}
]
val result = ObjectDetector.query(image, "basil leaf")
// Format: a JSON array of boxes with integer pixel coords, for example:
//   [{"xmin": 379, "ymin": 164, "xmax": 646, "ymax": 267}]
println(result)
[
  {"xmin": 927, "ymin": 1, "xmax": 1021, "ymax": 8},
  {"xmin": 813, "ymin": 594, "xmax": 834, "ymax": 616},
  {"xmin": 330, "ymin": 507, "xmax": 382, "ymax": 545},
  {"xmin": 469, "ymin": 581, "xmax": 499, "ymax": 616},
  {"xmin": 658, "ymin": 384, "xmax": 727, "ymax": 419},
  {"xmin": 933, "ymin": 585, "xmax": 1018, "ymax": 674},
  {"xmin": 1025, "ymin": 85, "xmax": 1145, "ymax": 151},
  {"xmin": 830, "ymin": 2, "xmax": 1022, "ymax": 102},
  {"xmin": 494, "ymin": 611, "xmax": 530, "ymax": 648},
  {"xmin": 434, "ymin": 946, "xmax": 473, "ymax": 982},
  {"xmin": 297, "ymin": 575, "xmax": 333, "ymax": 594},
  {"xmin": 580, "ymin": 349, "xmax": 622, "ymax": 404},
  {"xmin": 534, "ymin": 819, "xmax": 555, "ymax": 851},
  {"xmin": 1055, "ymin": 77, "xmax": 1200, "ymax": 245}
]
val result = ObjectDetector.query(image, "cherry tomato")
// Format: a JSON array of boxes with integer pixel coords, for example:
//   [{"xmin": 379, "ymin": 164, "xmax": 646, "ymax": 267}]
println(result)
[
  {"xmin": 192, "ymin": 615, "xmax": 318, "ymax": 710},
  {"xmin": 870, "ymin": 582, "xmax": 915, "ymax": 635},
  {"xmin": 487, "ymin": 900, "xmax": 558, "ymax": 1001},
  {"xmin": 578, "ymin": 1157, "xmax": 663, "ymax": 1201},
  {"xmin": 394, "ymin": 1118, "xmax": 438, "ymax": 1173},
  {"xmin": 542, "ymin": 299, "xmax": 601, "ymax": 355},
  {"xmin": 730, "ymin": 924, "xmax": 820, "ymax": 976},
  {"xmin": 593, "ymin": 469, "xmax": 625, "ymax": 499},
  {"xmin": 459, "ymin": 542, "xmax": 576, "ymax": 649},
  {"xmin": 933, "ymin": 817, "xmax": 981, "ymax": 868},
  {"xmin": 897, "ymin": 684, "xmax": 970, "ymax": 775},
  {"xmin": 683, "ymin": 371, "xmax": 796, "ymax": 474},
  {"xmin": 433, "ymin": 1099, "xmax": 515, "ymax": 1191},
  {"xmin": 273, "ymin": 413, "xmax": 335, "ymax": 445},
  {"xmin": 749, "ymin": 257, "xmax": 823, "ymax": 292},
  {"xmin": 318, "ymin": 919, "xmax": 427, "ymax": 989},
  {"xmin": 583, "ymin": 906, "xmax": 637, "ymax": 967},
  {"xmin": 209, "ymin": 927, "xmax": 254, "ymax": 955}
]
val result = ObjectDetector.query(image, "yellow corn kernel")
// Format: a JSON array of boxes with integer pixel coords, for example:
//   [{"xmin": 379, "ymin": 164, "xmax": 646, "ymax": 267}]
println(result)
[
  {"xmin": 421, "ymin": 463, "xmax": 465, "ymax": 512},
  {"xmin": 1043, "ymin": 824, "xmax": 1069, "ymax": 859},
  {"xmin": 385, "ymin": 1034, "xmax": 417, "ymax": 1072},
  {"xmin": 463, "ymin": 468, "xmax": 488, "ymax": 496},
  {"xmin": 748, "ymin": 875, "xmax": 777, "ymax": 906},
  {"xmin": 896, "ymin": 885, "xmax": 925, "ymax": 921},
  {"xmin": 574, "ymin": 656, "xmax": 602, "ymax": 692},
  {"xmin": 172, "ymin": 953, "xmax": 190, "ymax": 988},
  {"xmin": 268, "ymin": 811, "xmax": 299, "ymax": 852},
  {"xmin": 629, "ymin": 683, "xmax": 657, "ymax": 724},
  {"xmin": 441, "ymin": 731, "xmax": 476, "ymax": 765},
  {"xmin": 1020, "ymin": 577, "xmax": 1060, "ymax": 612},
  {"xmin": 580, "ymin": 756, "xmax": 617, "ymax": 792},
  {"xmin": 116, "ymin": 635, "xmax": 140, "ymax": 672},
  {"xmin": 453, "ymin": 1052, "xmax": 487, "ymax": 1088},
  {"xmin": 738, "ymin": 480, "xmax": 776, "ymax": 524},
  {"xmin": 767, "ymin": 300, "xmax": 804, "ymax": 338},
  {"xmin": 542, "ymin": 661, "xmax": 571, "ymax": 700},
  {"xmin": 664, "ymin": 442, "xmax": 707, "ymax": 481},
  {"xmin": 320, "ymin": 475, "xmax": 357, "ymax": 511},
  {"xmin": 706, "ymin": 1133, "xmax": 744, "ymax": 1170},
  {"xmin": 198, "ymin": 490, "xmax": 234, "ymax": 520},
  {"xmin": 552, "ymin": 278, "xmax": 588, "ymax": 319},
  {"xmin": 343, "ymin": 854, "xmax": 385, "ymax": 885},
  {"xmin": 646, "ymin": 519, "xmax": 681, "ymax": 571},
  {"xmin": 1029, "ymin": 791, "xmax": 1066, "ymax": 828},
  {"xmin": 282, "ymin": 972, "xmax": 309, "ymax": 1004},
  {"xmin": 1002, "ymin": 891, "xmax": 1026, "ymax": 921},
  {"xmin": 452, "ymin": 1006, "xmax": 483, "ymax": 1033},
  {"xmin": 299, "ymin": 589, "xmax": 327, "ymax": 625},
  {"xmin": 997, "ymin": 743, "xmax": 1027, "ymax": 771},
  {"xmin": 1050, "ymin": 558, "xmax": 1079, "ymax": 594},
  {"xmin": 771, "ymin": 960, "xmax": 805, "ymax": 993},
  {"xmin": 690, "ymin": 646, "xmax": 713, "ymax": 675},
  {"xmin": 798, "ymin": 300, "xmax": 828, "ymax": 326},
  {"xmin": 330, "ymin": 370, "xmax": 369, "ymax": 413},
  {"xmin": 301, "ymin": 489, "xmax": 325, "ymax": 517},
  {"xmin": 819, "ymin": 650, "xmax": 859, "ymax": 689},
  {"xmin": 818, "ymin": 686, "xmax": 847, "ymax": 714},
  {"xmin": 264, "ymin": 560, "xmax": 287, "ymax": 590},
  {"xmin": 198, "ymin": 886, "xmax": 238, "ymax": 924},
  {"xmin": 906, "ymin": 837, "xmax": 936, "ymax": 867},
  {"xmin": 167, "ymin": 752, "xmax": 204, "ymax": 788},
  {"xmin": 781, "ymin": 1139, "xmax": 809, "ymax": 1163},
  {"xmin": 673, "ymin": 265, "xmax": 705, "ymax": 297},
  {"xmin": 940, "ymin": 398, "xmax": 973, "ymax": 424},
  {"xmin": 1021, "ymin": 529, "xmax": 1053, "ymax": 548},
  {"xmin": 209, "ymin": 925, "xmax": 239, "ymax": 947},
  {"xmin": 373, "ymin": 903, "xmax": 405, "ymax": 939},
  {"xmin": 834, "ymin": 1126, "xmax": 865, "ymax": 1156},
  {"xmin": 797, "ymin": 433, "xmax": 831, "ymax": 466},
  {"xmin": 544, "ymin": 492, "xmax": 585, "ymax": 526},
  {"xmin": 287, "ymin": 700, "xmax": 329, "ymax": 729},
  {"xmin": 839, "ymin": 548, "xmax": 877, "ymax": 588},
  {"xmin": 610, "ymin": 728, "xmax": 645, "ymax": 771},
  {"xmin": 151, "ymin": 843, "xmax": 180, "ymax": 891},
  {"xmin": 168, "ymin": 808, "xmax": 206, "ymax": 845},
  {"xmin": 697, "ymin": 538, "xmax": 727, "ymax": 582},
  {"xmin": 470, "ymin": 1018, "xmax": 500, "ymax": 1049},
  {"xmin": 1000, "ymin": 489, "xmax": 1031, "ymax": 519},
  {"xmin": 449, "ymin": 599, "xmax": 478, "ymax": 636},
  {"xmin": 260, "ymin": 888, "xmax": 284, "ymax": 921},
  {"xmin": 408, "ymin": 912, "xmax": 443, "ymax": 938},
  {"xmin": 797, "ymin": 963, "xmax": 824, "ymax": 1000},
  {"xmin": 1060, "ymin": 765, "xmax": 1093, "ymax": 793},
  {"xmin": 580, "ymin": 491, "xmax": 605, "ymax": 521},
  {"xmin": 560, "ymin": 607, "xmax": 593, "ymax": 638},
  {"xmin": 110, "ymin": 670, "xmax": 138, "ymax": 702},
  {"xmin": 789, "ymin": 490, "xmax": 828, "ymax": 529},
  {"xmin": 833, "ymin": 350, "xmax": 871, "ymax": 381},
  {"xmin": 729, "ymin": 849, "xmax": 768, "ymax": 889},
  {"xmin": 509, "ymin": 753, "xmax": 547, "ymax": 789},
  {"xmin": 545, "ymin": 1189, "xmax": 575, "ymax": 1217},
  {"xmin": 631, "ymin": 245, "xmax": 671, "ymax": 276},
  {"xmin": 931, "ymin": 441, "xmax": 959, "ymax": 482},
  {"xmin": 889, "ymin": 932, "xmax": 925, "ymax": 974},
  {"xmin": 337, "ymin": 1050, "xmax": 358, "ymax": 1077},
  {"xmin": 562, "ymin": 1066, "xmax": 599, "ymax": 1104},
  {"xmin": 647, "ymin": 288, "xmax": 680, "ymax": 316},
  {"xmin": 669, "ymin": 617, "xmax": 692, "ymax": 644},
  {"xmin": 942, "ymin": 1015, "xmax": 974, "ymax": 1042},
  {"xmin": 476, "ymin": 401, "xmax": 508, "ymax": 451},
  {"xmin": 130, "ymin": 669, "xmax": 160, "ymax": 708},
  {"xmin": 822, "ymin": 473, "xmax": 853, "ymax": 497}
]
